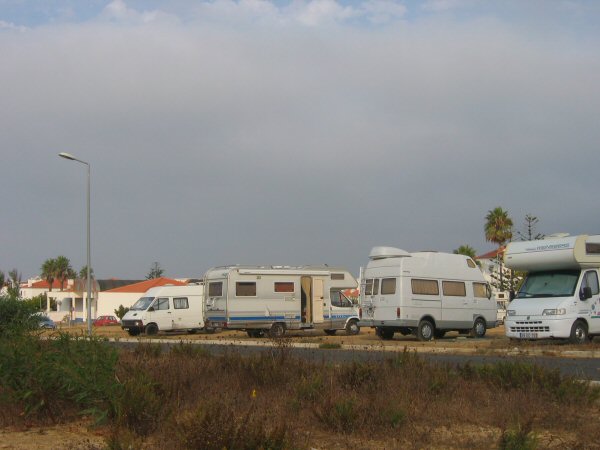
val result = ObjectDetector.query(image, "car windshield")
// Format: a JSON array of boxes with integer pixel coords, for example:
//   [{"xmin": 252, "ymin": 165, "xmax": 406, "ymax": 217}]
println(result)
[
  {"xmin": 516, "ymin": 270, "xmax": 580, "ymax": 299},
  {"xmin": 130, "ymin": 297, "xmax": 155, "ymax": 311}
]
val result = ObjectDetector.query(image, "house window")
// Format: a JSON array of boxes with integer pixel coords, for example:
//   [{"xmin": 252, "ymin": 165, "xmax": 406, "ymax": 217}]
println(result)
[
  {"xmin": 173, "ymin": 297, "xmax": 189, "ymax": 309},
  {"xmin": 442, "ymin": 281, "xmax": 466, "ymax": 297},
  {"xmin": 411, "ymin": 279, "xmax": 439, "ymax": 295},
  {"xmin": 381, "ymin": 278, "xmax": 396, "ymax": 295},
  {"xmin": 236, "ymin": 282, "xmax": 256, "ymax": 297},
  {"xmin": 208, "ymin": 282, "xmax": 223, "ymax": 297},
  {"xmin": 274, "ymin": 282, "xmax": 294, "ymax": 293}
]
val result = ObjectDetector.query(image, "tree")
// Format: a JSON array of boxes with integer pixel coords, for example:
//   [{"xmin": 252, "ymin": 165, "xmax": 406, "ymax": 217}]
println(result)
[
  {"xmin": 0, "ymin": 271, "xmax": 5, "ymax": 291},
  {"xmin": 484, "ymin": 207, "xmax": 514, "ymax": 291},
  {"xmin": 7, "ymin": 269, "xmax": 21, "ymax": 299},
  {"xmin": 114, "ymin": 305, "xmax": 130, "ymax": 320},
  {"xmin": 54, "ymin": 256, "xmax": 73, "ymax": 291},
  {"xmin": 517, "ymin": 214, "xmax": 544, "ymax": 241},
  {"xmin": 78, "ymin": 265, "xmax": 94, "ymax": 279},
  {"xmin": 146, "ymin": 262, "xmax": 164, "ymax": 280},
  {"xmin": 41, "ymin": 258, "xmax": 57, "ymax": 292}
]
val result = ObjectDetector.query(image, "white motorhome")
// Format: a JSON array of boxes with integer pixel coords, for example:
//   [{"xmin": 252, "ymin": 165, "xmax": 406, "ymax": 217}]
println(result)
[
  {"xmin": 203, "ymin": 265, "xmax": 360, "ymax": 337},
  {"xmin": 121, "ymin": 284, "xmax": 208, "ymax": 336},
  {"xmin": 358, "ymin": 247, "xmax": 497, "ymax": 341},
  {"xmin": 504, "ymin": 234, "xmax": 600, "ymax": 343}
]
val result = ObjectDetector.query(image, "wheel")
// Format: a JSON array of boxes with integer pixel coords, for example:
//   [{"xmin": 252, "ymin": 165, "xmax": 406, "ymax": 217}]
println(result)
[
  {"xmin": 127, "ymin": 329, "xmax": 140, "ymax": 337},
  {"xmin": 345, "ymin": 320, "xmax": 360, "ymax": 336},
  {"xmin": 434, "ymin": 329, "xmax": 446, "ymax": 339},
  {"xmin": 145, "ymin": 323, "xmax": 158, "ymax": 336},
  {"xmin": 416, "ymin": 320, "xmax": 434, "ymax": 341},
  {"xmin": 269, "ymin": 323, "xmax": 286, "ymax": 338},
  {"xmin": 470, "ymin": 318, "xmax": 487, "ymax": 338},
  {"xmin": 324, "ymin": 329, "xmax": 337, "ymax": 336},
  {"xmin": 569, "ymin": 320, "xmax": 588, "ymax": 344},
  {"xmin": 376, "ymin": 327, "xmax": 394, "ymax": 340}
]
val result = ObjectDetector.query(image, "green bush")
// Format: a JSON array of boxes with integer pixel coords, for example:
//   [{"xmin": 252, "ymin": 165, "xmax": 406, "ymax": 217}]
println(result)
[{"xmin": 0, "ymin": 295, "xmax": 39, "ymax": 336}]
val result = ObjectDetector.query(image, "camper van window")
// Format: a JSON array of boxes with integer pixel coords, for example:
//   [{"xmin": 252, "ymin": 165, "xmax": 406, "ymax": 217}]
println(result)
[
  {"xmin": 411, "ymin": 279, "xmax": 439, "ymax": 295},
  {"xmin": 473, "ymin": 282, "xmax": 489, "ymax": 298},
  {"xmin": 582, "ymin": 271, "xmax": 599, "ymax": 295},
  {"xmin": 173, "ymin": 297, "xmax": 189, "ymax": 309},
  {"xmin": 236, "ymin": 282, "xmax": 257, "ymax": 297},
  {"xmin": 131, "ymin": 297, "xmax": 154, "ymax": 311},
  {"xmin": 331, "ymin": 290, "xmax": 353, "ymax": 307},
  {"xmin": 365, "ymin": 279, "xmax": 373, "ymax": 296},
  {"xmin": 331, "ymin": 273, "xmax": 345, "ymax": 280},
  {"xmin": 586, "ymin": 243, "xmax": 600, "ymax": 254},
  {"xmin": 156, "ymin": 298, "xmax": 170, "ymax": 310},
  {"xmin": 208, "ymin": 282, "xmax": 223, "ymax": 297},
  {"xmin": 442, "ymin": 281, "xmax": 466, "ymax": 297},
  {"xmin": 381, "ymin": 278, "xmax": 396, "ymax": 295},
  {"xmin": 373, "ymin": 279, "xmax": 380, "ymax": 296},
  {"xmin": 274, "ymin": 282, "xmax": 294, "ymax": 293},
  {"xmin": 466, "ymin": 259, "xmax": 477, "ymax": 268},
  {"xmin": 516, "ymin": 270, "xmax": 580, "ymax": 298}
]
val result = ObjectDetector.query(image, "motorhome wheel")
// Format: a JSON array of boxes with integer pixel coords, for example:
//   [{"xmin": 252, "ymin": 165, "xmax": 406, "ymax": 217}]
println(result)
[
  {"xmin": 569, "ymin": 320, "xmax": 588, "ymax": 344},
  {"xmin": 145, "ymin": 323, "xmax": 158, "ymax": 336},
  {"xmin": 345, "ymin": 320, "xmax": 360, "ymax": 336},
  {"xmin": 269, "ymin": 323, "xmax": 286, "ymax": 338},
  {"xmin": 470, "ymin": 318, "xmax": 487, "ymax": 338},
  {"xmin": 324, "ymin": 329, "xmax": 337, "ymax": 336},
  {"xmin": 417, "ymin": 320, "xmax": 434, "ymax": 341}
]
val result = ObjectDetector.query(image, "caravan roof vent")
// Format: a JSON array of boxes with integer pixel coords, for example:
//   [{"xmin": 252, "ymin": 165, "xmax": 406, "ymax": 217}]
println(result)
[{"xmin": 369, "ymin": 246, "xmax": 411, "ymax": 260}]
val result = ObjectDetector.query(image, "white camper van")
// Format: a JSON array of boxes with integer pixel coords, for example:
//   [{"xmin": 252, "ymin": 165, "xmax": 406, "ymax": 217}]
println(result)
[
  {"xmin": 359, "ymin": 247, "xmax": 497, "ymax": 341},
  {"xmin": 121, "ymin": 284, "xmax": 208, "ymax": 336},
  {"xmin": 203, "ymin": 265, "xmax": 360, "ymax": 337},
  {"xmin": 504, "ymin": 234, "xmax": 600, "ymax": 343}
]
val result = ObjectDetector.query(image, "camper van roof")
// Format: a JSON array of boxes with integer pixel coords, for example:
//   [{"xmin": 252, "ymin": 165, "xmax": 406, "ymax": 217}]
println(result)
[{"xmin": 369, "ymin": 247, "xmax": 411, "ymax": 260}]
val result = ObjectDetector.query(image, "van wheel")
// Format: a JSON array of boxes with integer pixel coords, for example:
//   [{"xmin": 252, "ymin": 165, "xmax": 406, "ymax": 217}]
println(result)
[
  {"xmin": 417, "ymin": 320, "xmax": 434, "ymax": 341},
  {"xmin": 470, "ymin": 318, "xmax": 487, "ymax": 338},
  {"xmin": 324, "ymin": 329, "xmax": 337, "ymax": 336},
  {"xmin": 376, "ymin": 327, "xmax": 394, "ymax": 340},
  {"xmin": 145, "ymin": 323, "xmax": 158, "ymax": 336},
  {"xmin": 345, "ymin": 320, "xmax": 360, "ymax": 336},
  {"xmin": 269, "ymin": 323, "xmax": 286, "ymax": 338},
  {"xmin": 569, "ymin": 320, "xmax": 588, "ymax": 344}
]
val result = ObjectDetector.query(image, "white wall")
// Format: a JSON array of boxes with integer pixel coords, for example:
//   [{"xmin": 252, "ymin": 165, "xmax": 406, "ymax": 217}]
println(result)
[{"xmin": 96, "ymin": 292, "xmax": 142, "ymax": 318}]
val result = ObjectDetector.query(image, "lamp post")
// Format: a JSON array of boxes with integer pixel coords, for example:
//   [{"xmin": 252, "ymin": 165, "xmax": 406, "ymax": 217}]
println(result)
[{"xmin": 59, "ymin": 152, "xmax": 92, "ymax": 336}]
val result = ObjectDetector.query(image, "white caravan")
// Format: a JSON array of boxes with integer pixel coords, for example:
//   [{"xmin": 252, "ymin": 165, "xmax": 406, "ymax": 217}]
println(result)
[
  {"xmin": 504, "ymin": 234, "xmax": 600, "ymax": 343},
  {"xmin": 496, "ymin": 292, "xmax": 509, "ymax": 324},
  {"xmin": 203, "ymin": 266, "xmax": 360, "ymax": 337},
  {"xmin": 121, "ymin": 284, "xmax": 208, "ymax": 336},
  {"xmin": 358, "ymin": 247, "xmax": 497, "ymax": 341}
]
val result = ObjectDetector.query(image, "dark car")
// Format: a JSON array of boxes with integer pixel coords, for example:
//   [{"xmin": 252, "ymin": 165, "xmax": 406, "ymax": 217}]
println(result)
[
  {"xmin": 37, "ymin": 314, "xmax": 56, "ymax": 329},
  {"xmin": 93, "ymin": 315, "xmax": 120, "ymax": 326}
]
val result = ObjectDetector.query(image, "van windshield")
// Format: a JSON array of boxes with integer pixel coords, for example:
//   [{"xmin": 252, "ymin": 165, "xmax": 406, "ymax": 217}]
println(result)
[
  {"xmin": 516, "ymin": 270, "xmax": 580, "ymax": 299},
  {"xmin": 131, "ymin": 297, "xmax": 155, "ymax": 311}
]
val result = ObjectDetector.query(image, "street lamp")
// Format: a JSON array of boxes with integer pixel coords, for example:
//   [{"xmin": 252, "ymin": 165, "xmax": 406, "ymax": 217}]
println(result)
[{"xmin": 59, "ymin": 152, "xmax": 92, "ymax": 336}]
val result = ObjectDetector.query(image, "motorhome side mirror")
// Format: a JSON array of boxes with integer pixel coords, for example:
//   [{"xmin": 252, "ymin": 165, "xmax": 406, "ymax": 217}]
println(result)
[{"xmin": 580, "ymin": 286, "xmax": 592, "ymax": 301}]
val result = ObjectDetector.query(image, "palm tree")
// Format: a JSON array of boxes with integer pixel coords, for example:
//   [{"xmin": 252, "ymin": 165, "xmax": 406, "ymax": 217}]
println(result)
[
  {"xmin": 453, "ymin": 245, "xmax": 480, "ymax": 267},
  {"xmin": 41, "ymin": 258, "xmax": 57, "ymax": 292},
  {"xmin": 7, "ymin": 269, "xmax": 21, "ymax": 299},
  {"xmin": 54, "ymin": 256, "xmax": 73, "ymax": 291},
  {"xmin": 484, "ymin": 207, "xmax": 514, "ymax": 290}
]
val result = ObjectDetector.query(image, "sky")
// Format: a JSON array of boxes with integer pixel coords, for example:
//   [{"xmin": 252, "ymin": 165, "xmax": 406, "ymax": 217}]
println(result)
[{"xmin": 1, "ymin": 0, "xmax": 599, "ymax": 280}]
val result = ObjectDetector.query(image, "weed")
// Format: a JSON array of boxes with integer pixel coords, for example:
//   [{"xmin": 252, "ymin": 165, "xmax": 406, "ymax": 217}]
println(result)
[
  {"xmin": 499, "ymin": 418, "xmax": 538, "ymax": 450},
  {"xmin": 319, "ymin": 342, "xmax": 341, "ymax": 349}
]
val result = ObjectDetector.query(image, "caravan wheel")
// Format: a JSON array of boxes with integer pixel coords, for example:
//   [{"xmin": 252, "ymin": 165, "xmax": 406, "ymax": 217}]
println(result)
[{"xmin": 269, "ymin": 323, "xmax": 286, "ymax": 338}]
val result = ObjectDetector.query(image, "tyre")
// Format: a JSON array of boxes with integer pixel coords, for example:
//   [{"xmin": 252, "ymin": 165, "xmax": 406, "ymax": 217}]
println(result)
[
  {"xmin": 416, "ymin": 320, "xmax": 434, "ymax": 341},
  {"xmin": 145, "ymin": 323, "xmax": 158, "ymax": 336},
  {"xmin": 269, "ymin": 323, "xmax": 286, "ymax": 338},
  {"xmin": 345, "ymin": 320, "xmax": 360, "ymax": 336},
  {"xmin": 324, "ymin": 329, "xmax": 337, "ymax": 336},
  {"xmin": 569, "ymin": 320, "xmax": 588, "ymax": 344},
  {"xmin": 470, "ymin": 318, "xmax": 487, "ymax": 338},
  {"xmin": 376, "ymin": 327, "xmax": 394, "ymax": 340}
]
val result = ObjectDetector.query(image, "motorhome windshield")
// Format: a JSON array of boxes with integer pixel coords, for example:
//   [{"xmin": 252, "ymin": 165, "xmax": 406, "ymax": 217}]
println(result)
[
  {"xmin": 516, "ymin": 270, "xmax": 580, "ymax": 299},
  {"xmin": 131, "ymin": 297, "xmax": 155, "ymax": 311}
]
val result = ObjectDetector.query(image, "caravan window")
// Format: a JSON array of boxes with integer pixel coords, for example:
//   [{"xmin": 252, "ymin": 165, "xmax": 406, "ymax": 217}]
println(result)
[
  {"xmin": 411, "ymin": 279, "xmax": 439, "ymax": 295},
  {"xmin": 173, "ymin": 297, "xmax": 189, "ymax": 309},
  {"xmin": 381, "ymin": 278, "xmax": 396, "ymax": 295},
  {"xmin": 208, "ymin": 282, "xmax": 223, "ymax": 297},
  {"xmin": 155, "ymin": 298, "xmax": 170, "ymax": 310},
  {"xmin": 274, "ymin": 282, "xmax": 294, "ymax": 293},
  {"xmin": 442, "ymin": 281, "xmax": 466, "ymax": 297},
  {"xmin": 236, "ymin": 282, "xmax": 256, "ymax": 297},
  {"xmin": 473, "ymin": 282, "xmax": 490, "ymax": 298}
]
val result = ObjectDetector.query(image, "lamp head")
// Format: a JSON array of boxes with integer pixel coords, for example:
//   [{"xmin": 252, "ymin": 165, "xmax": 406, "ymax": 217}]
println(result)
[{"xmin": 59, "ymin": 152, "xmax": 76, "ymax": 161}]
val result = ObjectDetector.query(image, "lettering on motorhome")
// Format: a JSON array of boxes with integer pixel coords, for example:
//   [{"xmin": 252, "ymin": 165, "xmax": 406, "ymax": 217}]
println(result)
[{"xmin": 525, "ymin": 243, "xmax": 571, "ymax": 252}]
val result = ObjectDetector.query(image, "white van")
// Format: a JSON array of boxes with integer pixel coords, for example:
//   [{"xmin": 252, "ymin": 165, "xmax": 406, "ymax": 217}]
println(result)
[
  {"xmin": 203, "ymin": 265, "xmax": 360, "ymax": 337},
  {"xmin": 504, "ymin": 234, "xmax": 600, "ymax": 343},
  {"xmin": 121, "ymin": 284, "xmax": 208, "ymax": 336},
  {"xmin": 358, "ymin": 247, "xmax": 497, "ymax": 341}
]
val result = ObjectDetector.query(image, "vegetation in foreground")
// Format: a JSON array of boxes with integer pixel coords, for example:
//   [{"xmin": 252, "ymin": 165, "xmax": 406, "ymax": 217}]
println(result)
[{"xmin": 1, "ymin": 296, "xmax": 600, "ymax": 449}]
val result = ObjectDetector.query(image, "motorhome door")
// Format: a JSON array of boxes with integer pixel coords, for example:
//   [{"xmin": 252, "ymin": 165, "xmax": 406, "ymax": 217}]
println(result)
[
  {"xmin": 312, "ymin": 278, "xmax": 325, "ymax": 324},
  {"xmin": 206, "ymin": 279, "xmax": 228, "ymax": 317}
]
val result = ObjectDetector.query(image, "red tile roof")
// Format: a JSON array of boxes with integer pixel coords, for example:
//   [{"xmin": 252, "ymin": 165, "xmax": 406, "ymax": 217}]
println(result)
[
  {"xmin": 104, "ymin": 277, "xmax": 187, "ymax": 293},
  {"xmin": 30, "ymin": 280, "xmax": 71, "ymax": 290},
  {"xmin": 476, "ymin": 246, "xmax": 505, "ymax": 260}
]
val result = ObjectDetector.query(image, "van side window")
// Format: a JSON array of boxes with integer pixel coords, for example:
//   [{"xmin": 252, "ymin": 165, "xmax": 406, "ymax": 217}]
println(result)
[
  {"xmin": 582, "ymin": 271, "xmax": 600, "ymax": 295},
  {"xmin": 411, "ymin": 279, "xmax": 439, "ymax": 295},
  {"xmin": 442, "ymin": 281, "xmax": 466, "ymax": 297},
  {"xmin": 365, "ymin": 279, "xmax": 373, "ymax": 296},
  {"xmin": 208, "ymin": 282, "xmax": 223, "ymax": 297},
  {"xmin": 236, "ymin": 282, "xmax": 257, "ymax": 297},
  {"xmin": 473, "ymin": 282, "xmax": 489, "ymax": 298},
  {"xmin": 274, "ymin": 282, "xmax": 294, "ymax": 293},
  {"xmin": 156, "ymin": 298, "xmax": 170, "ymax": 310},
  {"xmin": 173, "ymin": 297, "xmax": 189, "ymax": 309},
  {"xmin": 381, "ymin": 278, "xmax": 396, "ymax": 295},
  {"xmin": 373, "ymin": 279, "xmax": 380, "ymax": 296}
]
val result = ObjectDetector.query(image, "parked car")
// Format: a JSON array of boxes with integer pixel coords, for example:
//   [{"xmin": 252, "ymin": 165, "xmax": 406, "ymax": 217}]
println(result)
[
  {"xmin": 93, "ymin": 315, "xmax": 120, "ymax": 326},
  {"xmin": 37, "ymin": 314, "xmax": 56, "ymax": 329}
]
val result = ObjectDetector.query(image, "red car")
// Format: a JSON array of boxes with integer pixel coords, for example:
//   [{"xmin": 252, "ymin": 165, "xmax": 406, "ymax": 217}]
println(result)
[{"xmin": 93, "ymin": 315, "xmax": 120, "ymax": 326}]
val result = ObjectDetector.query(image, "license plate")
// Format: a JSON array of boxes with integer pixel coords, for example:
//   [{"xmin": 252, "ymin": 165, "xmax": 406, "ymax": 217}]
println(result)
[{"xmin": 519, "ymin": 332, "xmax": 538, "ymax": 339}]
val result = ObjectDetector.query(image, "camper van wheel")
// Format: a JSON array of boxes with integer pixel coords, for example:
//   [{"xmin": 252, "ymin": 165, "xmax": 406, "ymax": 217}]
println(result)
[
  {"xmin": 416, "ymin": 320, "xmax": 434, "ymax": 341},
  {"xmin": 324, "ymin": 330, "xmax": 337, "ymax": 336},
  {"xmin": 470, "ymin": 318, "xmax": 487, "ymax": 338},
  {"xmin": 569, "ymin": 320, "xmax": 588, "ymax": 344},
  {"xmin": 345, "ymin": 320, "xmax": 360, "ymax": 336},
  {"xmin": 269, "ymin": 323, "xmax": 286, "ymax": 338},
  {"xmin": 145, "ymin": 323, "xmax": 158, "ymax": 336},
  {"xmin": 376, "ymin": 327, "xmax": 394, "ymax": 340}
]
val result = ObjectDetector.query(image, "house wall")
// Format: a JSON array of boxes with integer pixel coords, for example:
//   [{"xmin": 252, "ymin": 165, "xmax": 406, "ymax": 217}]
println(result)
[{"xmin": 96, "ymin": 292, "xmax": 142, "ymax": 317}]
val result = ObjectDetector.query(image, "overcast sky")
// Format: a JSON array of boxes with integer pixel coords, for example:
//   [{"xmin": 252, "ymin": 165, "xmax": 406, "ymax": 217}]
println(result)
[{"xmin": 1, "ymin": 0, "xmax": 599, "ymax": 280}]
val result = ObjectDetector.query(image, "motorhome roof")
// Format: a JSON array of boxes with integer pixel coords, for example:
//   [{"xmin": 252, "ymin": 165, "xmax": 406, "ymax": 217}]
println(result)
[{"xmin": 369, "ymin": 247, "xmax": 411, "ymax": 260}]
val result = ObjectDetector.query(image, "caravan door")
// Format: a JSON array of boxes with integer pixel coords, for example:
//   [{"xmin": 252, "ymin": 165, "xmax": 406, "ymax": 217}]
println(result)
[{"xmin": 206, "ymin": 279, "xmax": 228, "ymax": 325}]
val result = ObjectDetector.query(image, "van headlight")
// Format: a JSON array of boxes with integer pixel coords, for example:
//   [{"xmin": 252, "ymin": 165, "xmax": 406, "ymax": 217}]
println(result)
[
  {"xmin": 542, "ymin": 308, "xmax": 566, "ymax": 316},
  {"xmin": 507, "ymin": 310, "xmax": 516, "ymax": 316}
]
